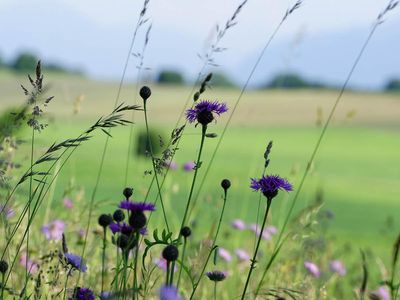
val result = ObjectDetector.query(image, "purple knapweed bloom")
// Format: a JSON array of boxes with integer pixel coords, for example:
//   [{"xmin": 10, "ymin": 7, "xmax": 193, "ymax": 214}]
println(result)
[
  {"xmin": 206, "ymin": 270, "xmax": 227, "ymax": 282},
  {"xmin": 235, "ymin": 249, "xmax": 250, "ymax": 262},
  {"xmin": 109, "ymin": 222, "xmax": 147, "ymax": 235},
  {"xmin": 63, "ymin": 197, "xmax": 73, "ymax": 209},
  {"xmin": 186, "ymin": 100, "xmax": 228, "ymax": 125},
  {"xmin": 69, "ymin": 287, "xmax": 95, "ymax": 300},
  {"xmin": 218, "ymin": 248, "xmax": 232, "ymax": 262},
  {"xmin": 250, "ymin": 175, "xmax": 293, "ymax": 199},
  {"xmin": 19, "ymin": 252, "xmax": 39, "ymax": 274},
  {"xmin": 64, "ymin": 253, "xmax": 87, "ymax": 272},
  {"xmin": 41, "ymin": 220, "xmax": 65, "ymax": 241},
  {"xmin": 329, "ymin": 260, "xmax": 346, "ymax": 276},
  {"xmin": 159, "ymin": 284, "xmax": 182, "ymax": 300},
  {"xmin": 370, "ymin": 286, "xmax": 390, "ymax": 300},
  {"xmin": 119, "ymin": 200, "xmax": 155, "ymax": 212},
  {"xmin": 183, "ymin": 161, "xmax": 196, "ymax": 172},
  {"xmin": 231, "ymin": 219, "xmax": 246, "ymax": 230},
  {"xmin": 265, "ymin": 226, "xmax": 278, "ymax": 235},
  {"xmin": 304, "ymin": 261, "xmax": 320, "ymax": 278}
]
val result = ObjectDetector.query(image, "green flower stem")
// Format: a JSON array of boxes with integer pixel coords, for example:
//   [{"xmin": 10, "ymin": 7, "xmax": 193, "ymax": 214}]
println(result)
[
  {"xmin": 189, "ymin": 186, "xmax": 228, "ymax": 300},
  {"xmin": 133, "ymin": 232, "xmax": 140, "ymax": 300},
  {"xmin": 114, "ymin": 245, "xmax": 119, "ymax": 294},
  {"xmin": 176, "ymin": 238, "xmax": 187, "ymax": 289},
  {"xmin": 214, "ymin": 281, "xmax": 217, "ymax": 300},
  {"xmin": 101, "ymin": 228, "xmax": 107, "ymax": 294},
  {"xmin": 240, "ymin": 197, "xmax": 272, "ymax": 300},
  {"xmin": 63, "ymin": 268, "xmax": 72, "ymax": 300},
  {"xmin": 1, "ymin": 272, "xmax": 5, "ymax": 299},
  {"xmin": 179, "ymin": 124, "xmax": 207, "ymax": 238},
  {"xmin": 169, "ymin": 261, "xmax": 176, "ymax": 286},
  {"xmin": 166, "ymin": 262, "xmax": 170, "ymax": 286},
  {"xmin": 143, "ymin": 101, "xmax": 170, "ymax": 233},
  {"xmin": 122, "ymin": 252, "xmax": 128, "ymax": 300}
]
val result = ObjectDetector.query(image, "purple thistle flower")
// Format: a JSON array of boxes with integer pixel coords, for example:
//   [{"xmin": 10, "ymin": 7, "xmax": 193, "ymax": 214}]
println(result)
[
  {"xmin": 63, "ymin": 197, "xmax": 74, "ymax": 209},
  {"xmin": 119, "ymin": 200, "xmax": 155, "ymax": 212},
  {"xmin": 64, "ymin": 253, "xmax": 87, "ymax": 272},
  {"xmin": 183, "ymin": 161, "xmax": 196, "ymax": 172},
  {"xmin": 370, "ymin": 286, "xmax": 390, "ymax": 300},
  {"xmin": 69, "ymin": 287, "xmax": 95, "ymax": 300},
  {"xmin": 186, "ymin": 100, "xmax": 228, "ymax": 125},
  {"xmin": 206, "ymin": 270, "xmax": 227, "ymax": 282},
  {"xmin": 231, "ymin": 219, "xmax": 246, "ymax": 230},
  {"xmin": 235, "ymin": 249, "xmax": 250, "ymax": 262},
  {"xmin": 41, "ymin": 220, "xmax": 65, "ymax": 241},
  {"xmin": 329, "ymin": 260, "xmax": 346, "ymax": 276},
  {"xmin": 304, "ymin": 261, "xmax": 320, "ymax": 278},
  {"xmin": 218, "ymin": 248, "xmax": 232, "ymax": 262},
  {"xmin": 159, "ymin": 285, "xmax": 182, "ymax": 300},
  {"xmin": 250, "ymin": 175, "xmax": 292, "ymax": 199}
]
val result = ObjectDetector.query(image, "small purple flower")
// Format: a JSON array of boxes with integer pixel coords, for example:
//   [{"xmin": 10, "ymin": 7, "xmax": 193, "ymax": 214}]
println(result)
[
  {"xmin": 119, "ymin": 200, "xmax": 155, "ymax": 212},
  {"xmin": 70, "ymin": 287, "xmax": 95, "ymax": 300},
  {"xmin": 41, "ymin": 220, "xmax": 65, "ymax": 241},
  {"xmin": 265, "ymin": 226, "xmax": 278, "ymax": 235},
  {"xmin": 206, "ymin": 270, "xmax": 227, "ymax": 282},
  {"xmin": 304, "ymin": 261, "xmax": 320, "ymax": 278},
  {"xmin": 0, "ymin": 205, "xmax": 14, "ymax": 219},
  {"xmin": 262, "ymin": 231, "xmax": 272, "ymax": 241},
  {"xmin": 163, "ymin": 160, "xmax": 177, "ymax": 170},
  {"xmin": 235, "ymin": 249, "xmax": 250, "ymax": 262},
  {"xmin": 250, "ymin": 175, "xmax": 293, "ymax": 199},
  {"xmin": 218, "ymin": 248, "xmax": 232, "ymax": 262},
  {"xmin": 329, "ymin": 260, "xmax": 346, "ymax": 276},
  {"xmin": 109, "ymin": 222, "xmax": 147, "ymax": 236},
  {"xmin": 370, "ymin": 286, "xmax": 390, "ymax": 300},
  {"xmin": 231, "ymin": 219, "xmax": 246, "ymax": 230},
  {"xmin": 183, "ymin": 161, "xmax": 196, "ymax": 172},
  {"xmin": 64, "ymin": 253, "xmax": 87, "ymax": 272},
  {"xmin": 249, "ymin": 223, "xmax": 261, "ymax": 235},
  {"xmin": 186, "ymin": 100, "xmax": 228, "ymax": 125},
  {"xmin": 19, "ymin": 252, "xmax": 39, "ymax": 274},
  {"xmin": 99, "ymin": 292, "xmax": 113, "ymax": 300},
  {"xmin": 63, "ymin": 197, "xmax": 73, "ymax": 209},
  {"xmin": 154, "ymin": 258, "xmax": 178, "ymax": 272},
  {"xmin": 159, "ymin": 285, "xmax": 182, "ymax": 300}
]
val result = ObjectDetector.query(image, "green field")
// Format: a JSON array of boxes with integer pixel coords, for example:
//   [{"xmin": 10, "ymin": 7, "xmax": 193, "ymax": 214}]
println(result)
[{"xmin": 1, "ymin": 72, "xmax": 400, "ymax": 298}]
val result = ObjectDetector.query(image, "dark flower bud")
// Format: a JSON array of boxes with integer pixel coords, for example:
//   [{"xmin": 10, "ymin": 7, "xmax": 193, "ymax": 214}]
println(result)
[
  {"xmin": 221, "ymin": 179, "xmax": 231, "ymax": 191},
  {"xmin": 162, "ymin": 245, "xmax": 179, "ymax": 262},
  {"xmin": 140, "ymin": 86, "xmax": 151, "ymax": 101},
  {"xmin": 199, "ymin": 84, "xmax": 206, "ymax": 94},
  {"xmin": 123, "ymin": 187, "xmax": 133, "ymax": 199},
  {"xmin": 193, "ymin": 92, "xmax": 200, "ymax": 102},
  {"xmin": 116, "ymin": 234, "xmax": 129, "ymax": 249},
  {"xmin": 129, "ymin": 211, "xmax": 147, "ymax": 230},
  {"xmin": 205, "ymin": 73, "xmax": 213, "ymax": 82},
  {"xmin": 197, "ymin": 110, "xmax": 214, "ymax": 126},
  {"xmin": 0, "ymin": 260, "xmax": 8, "ymax": 273},
  {"xmin": 180, "ymin": 226, "xmax": 191, "ymax": 238},
  {"xmin": 98, "ymin": 214, "xmax": 113, "ymax": 228},
  {"xmin": 206, "ymin": 270, "xmax": 226, "ymax": 282},
  {"xmin": 113, "ymin": 209, "xmax": 125, "ymax": 222}
]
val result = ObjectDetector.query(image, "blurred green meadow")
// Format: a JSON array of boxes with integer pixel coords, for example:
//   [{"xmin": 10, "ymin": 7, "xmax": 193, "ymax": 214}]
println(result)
[
  {"xmin": 1, "ymin": 69, "xmax": 400, "ymax": 294},
  {"xmin": 2, "ymin": 70, "xmax": 399, "ymax": 254}
]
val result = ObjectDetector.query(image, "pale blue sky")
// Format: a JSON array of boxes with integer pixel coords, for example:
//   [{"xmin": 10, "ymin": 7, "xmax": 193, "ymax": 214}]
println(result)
[{"xmin": 1, "ymin": 0, "xmax": 399, "ymax": 88}]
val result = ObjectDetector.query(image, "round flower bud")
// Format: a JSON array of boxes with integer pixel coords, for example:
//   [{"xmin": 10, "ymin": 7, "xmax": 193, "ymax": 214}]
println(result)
[
  {"xmin": 123, "ymin": 187, "xmax": 133, "ymax": 199},
  {"xmin": 180, "ymin": 226, "xmax": 191, "ymax": 238},
  {"xmin": 113, "ymin": 209, "xmax": 125, "ymax": 223},
  {"xmin": 205, "ymin": 73, "xmax": 213, "ymax": 82},
  {"xmin": 0, "ymin": 260, "xmax": 8, "ymax": 274},
  {"xmin": 140, "ymin": 86, "xmax": 151, "ymax": 101},
  {"xmin": 98, "ymin": 214, "xmax": 113, "ymax": 228},
  {"xmin": 197, "ymin": 110, "xmax": 214, "ymax": 126},
  {"xmin": 162, "ymin": 245, "xmax": 179, "ymax": 262},
  {"xmin": 129, "ymin": 211, "xmax": 147, "ymax": 230},
  {"xmin": 199, "ymin": 84, "xmax": 206, "ymax": 94},
  {"xmin": 221, "ymin": 179, "xmax": 231, "ymax": 191},
  {"xmin": 116, "ymin": 234, "xmax": 129, "ymax": 249}
]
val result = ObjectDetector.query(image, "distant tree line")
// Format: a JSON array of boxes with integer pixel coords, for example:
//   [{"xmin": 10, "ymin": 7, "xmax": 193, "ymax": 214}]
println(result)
[{"xmin": 0, "ymin": 51, "xmax": 82, "ymax": 74}]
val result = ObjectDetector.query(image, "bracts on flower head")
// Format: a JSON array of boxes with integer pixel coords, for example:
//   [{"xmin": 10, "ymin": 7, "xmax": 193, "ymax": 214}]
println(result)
[{"xmin": 206, "ymin": 270, "xmax": 227, "ymax": 282}]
